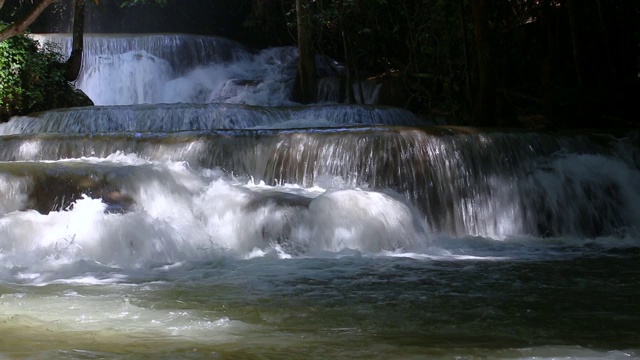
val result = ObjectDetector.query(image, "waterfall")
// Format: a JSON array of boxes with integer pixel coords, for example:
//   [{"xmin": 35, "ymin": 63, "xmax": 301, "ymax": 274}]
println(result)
[
  {"xmin": 0, "ymin": 104, "xmax": 423, "ymax": 134},
  {"xmin": 2, "ymin": 33, "xmax": 640, "ymax": 359},
  {"xmin": 3, "ymin": 33, "xmax": 637, "ymax": 241},
  {"xmin": 31, "ymin": 33, "xmax": 252, "ymax": 71},
  {"xmin": 32, "ymin": 34, "xmax": 383, "ymax": 106},
  {"xmin": 32, "ymin": 34, "xmax": 298, "ymax": 106},
  {"xmin": 1, "ymin": 125, "xmax": 637, "ymax": 239}
]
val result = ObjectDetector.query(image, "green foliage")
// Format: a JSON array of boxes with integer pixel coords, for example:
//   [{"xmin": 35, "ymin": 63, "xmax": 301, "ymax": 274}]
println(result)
[{"xmin": 0, "ymin": 32, "xmax": 74, "ymax": 121}]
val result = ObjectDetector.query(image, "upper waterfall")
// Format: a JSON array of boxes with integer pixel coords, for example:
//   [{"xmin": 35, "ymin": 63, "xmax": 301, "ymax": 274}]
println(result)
[
  {"xmin": 31, "ymin": 34, "xmax": 369, "ymax": 107},
  {"xmin": 32, "ymin": 33, "xmax": 252, "ymax": 71}
]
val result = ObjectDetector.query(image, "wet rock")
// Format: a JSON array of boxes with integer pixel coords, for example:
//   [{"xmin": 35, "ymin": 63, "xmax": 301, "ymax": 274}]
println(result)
[
  {"xmin": 62, "ymin": 89, "xmax": 94, "ymax": 108},
  {"xmin": 27, "ymin": 173, "xmax": 133, "ymax": 214}
]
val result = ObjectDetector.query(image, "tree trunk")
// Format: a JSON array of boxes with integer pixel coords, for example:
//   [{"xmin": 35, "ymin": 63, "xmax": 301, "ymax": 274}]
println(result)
[
  {"xmin": 458, "ymin": 0, "xmax": 472, "ymax": 116},
  {"xmin": 341, "ymin": 27, "xmax": 355, "ymax": 104},
  {"xmin": 541, "ymin": 0, "xmax": 559, "ymax": 126},
  {"xmin": 0, "ymin": 0, "xmax": 58, "ymax": 43},
  {"xmin": 566, "ymin": 0, "xmax": 586, "ymax": 87},
  {"xmin": 470, "ymin": 0, "xmax": 496, "ymax": 126},
  {"xmin": 293, "ymin": 0, "xmax": 317, "ymax": 104},
  {"xmin": 65, "ymin": 0, "xmax": 86, "ymax": 81}
]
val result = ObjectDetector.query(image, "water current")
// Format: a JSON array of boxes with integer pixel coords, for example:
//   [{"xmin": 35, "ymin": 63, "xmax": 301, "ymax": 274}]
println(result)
[{"xmin": 0, "ymin": 34, "xmax": 638, "ymax": 359}]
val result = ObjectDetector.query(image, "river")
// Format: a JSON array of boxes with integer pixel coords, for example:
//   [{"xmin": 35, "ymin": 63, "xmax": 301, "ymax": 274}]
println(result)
[{"xmin": 0, "ymin": 33, "xmax": 637, "ymax": 359}]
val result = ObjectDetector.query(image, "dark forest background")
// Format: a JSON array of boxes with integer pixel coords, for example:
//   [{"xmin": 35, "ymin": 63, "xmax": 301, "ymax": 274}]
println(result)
[{"xmin": 4, "ymin": 0, "xmax": 640, "ymax": 128}]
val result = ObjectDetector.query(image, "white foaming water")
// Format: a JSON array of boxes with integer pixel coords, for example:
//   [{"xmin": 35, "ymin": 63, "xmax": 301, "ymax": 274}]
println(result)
[
  {"xmin": 31, "ymin": 33, "xmax": 384, "ymax": 107},
  {"xmin": 80, "ymin": 50, "xmax": 299, "ymax": 106},
  {"xmin": 1, "ymin": 153, "xmax": 637, "ymax": 287},
  {"xmin": 520, "ymin": 153, "xmax": 640, "ymax": 237},
  {"xmin": 33, "ymin": 34, "xmax": 300, "ymax": 106},
  {"xmin": 3, "ymin": 33, "xmax": 636, "ymax": 359},
  {"xmin": 0, "ymin": 155, "xmax": 638, "ymax": 358},
  {"xmin": 0, "ymin": 157, "xmax": 431, "ymax": 285},
  {"xmin": 304, "ymin": 189, "xmax": 428, "ymax": 252},
  {"xmin": 0, "ymin": 196, "xmax": 213, "ymax": 274},
  {"xmin": 439, "ymin": 151, "xmax": 640, "ymax": 240},
  {"xmin": 80, "ymin": 51, "xmax": 174, "ymax": 105},
  {"xmin": 0, "ymin": 174, "xmax": 30, "ymax": 215}
]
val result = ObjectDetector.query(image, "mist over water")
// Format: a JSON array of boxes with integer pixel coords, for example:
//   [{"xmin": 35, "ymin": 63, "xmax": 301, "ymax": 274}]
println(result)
[{"xmin": 0, "ymin": 33, "xmax": 639, "ymax": 359}]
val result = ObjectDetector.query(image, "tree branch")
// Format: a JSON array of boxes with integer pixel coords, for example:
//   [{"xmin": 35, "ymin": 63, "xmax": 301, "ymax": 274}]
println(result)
[{"xmin": 0, "ymin": 0, "xmax": 58, "ymax": 43}]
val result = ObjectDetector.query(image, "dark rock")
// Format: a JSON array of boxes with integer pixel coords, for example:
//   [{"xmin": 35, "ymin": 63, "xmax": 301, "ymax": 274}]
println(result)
[
  {"xmin": 28, "ymin": 173, "xmax": 133, "ymax": 214},
  {"xmin": 63, "ymin": 89, "xmax": 94, "ymax": 108}
]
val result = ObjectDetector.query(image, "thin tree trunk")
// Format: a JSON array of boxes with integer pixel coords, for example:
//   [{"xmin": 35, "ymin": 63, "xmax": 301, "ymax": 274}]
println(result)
[
  {"xmin": 65, "ymin": 0, "xmax": 85, "ymax": 81},
  {"xmin": 595, "ymin": 0, "xmax": 614, "ymax": 81},
  {"xmin": 0, "ymin": 0, "xmax": 6, "ymax": 13},
  {"xmin": 293, "ymin": 0, "xmax": 317, "ymax": 103},
  {"xmin": 341, "ymin": 27, "xmax": 354, "ymax": 104},
  {"xmin": 0, "ymin": 0, "xmax": 58, "ymax": 43},
  {"xmin": 458, "ymin": 0, "xmax": 472, "ymax": 116},
  {"xmin": 338, "ymin": 1, "xmax": 358, "ymax": 104},
  {"xmin": 566, "ymin": 0, "xmax": 585, "ymax": 87},
  {"xmin": 541, "ymin": 0, "xmax": 556, "ymax": 124},
  {"xmin": 350, "ymin": 41, "xmax": 365, "ymax": 104},
  {"xmin": 470, "ymin": 0, "xmax": 496, "ymax": 125}
]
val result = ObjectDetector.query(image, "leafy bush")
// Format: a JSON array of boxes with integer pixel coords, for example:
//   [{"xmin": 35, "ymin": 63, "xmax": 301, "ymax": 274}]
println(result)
[{"xmin": 0, "ymin": 32, "xmax": 77, "ymax": 121}]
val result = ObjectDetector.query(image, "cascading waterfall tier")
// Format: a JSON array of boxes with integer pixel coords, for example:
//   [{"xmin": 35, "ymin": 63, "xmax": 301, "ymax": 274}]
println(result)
[
  {"xmin": 1, "ymin": 126, "xmax": 638, "ymax": 239},
  {"xmin": 32, "ymin": 33, "xmax": 379, "ymax": 106},
  {"xmin": 32, "ymin": 33, "xmax": 299, "ymax": 105},
  {"xmin": 2, "ymin": 31, "xmax": 640, "ymax": 359},
  {"xmin": 0, "ymin": 157, "xmax": 429, "ymax": 256},
  {"xmin": 32, "ymin": 33, "xmax": 252, "ymax": 72},
  {"xmin": 0, "ymin": 103, "xmax": 422, "ymax": 134}
]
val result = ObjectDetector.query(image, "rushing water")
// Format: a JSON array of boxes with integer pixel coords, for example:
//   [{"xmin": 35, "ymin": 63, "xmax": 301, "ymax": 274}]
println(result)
[
  {"xmin": 0, "ymin": 33, "xmax": 638, "ymax": 359},
  {"xmin": 31, "ymin": 33, "xmax": 377, "ymax": 106}
]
